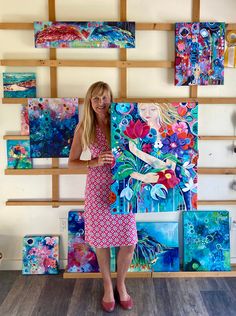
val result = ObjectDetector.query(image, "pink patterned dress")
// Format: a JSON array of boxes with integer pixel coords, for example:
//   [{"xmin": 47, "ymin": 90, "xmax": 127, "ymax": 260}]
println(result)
[{"xmin": 84, "ymin": 125, "xmax": 138, "ymax": 248}]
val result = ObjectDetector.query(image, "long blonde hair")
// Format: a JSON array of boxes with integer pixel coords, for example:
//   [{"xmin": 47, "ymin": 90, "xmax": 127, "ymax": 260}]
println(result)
[
  {"xmin": 79, "ymin": 81, "xmax": 113, "ymax": 150},
  {"xmin": 138, "ymin": 103, "xmax": 184, "ymax": 127}
]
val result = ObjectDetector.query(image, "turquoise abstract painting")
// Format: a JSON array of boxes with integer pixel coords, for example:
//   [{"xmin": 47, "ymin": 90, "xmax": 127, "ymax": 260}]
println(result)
[
  {"xmin": 110, "ymin": 102, "xmax": 198, "ymax": 214},
  {"xmin": 129, "ymin": 222, "xmax": 179, "ymax": 272},
  {"xmin": 3, "ymin": 73, "xmax": 36, "ymax": 98},
  {"xmin": 183, "ymin": 211, "xmax": 230, "ymax": 271},
  {"xmin": 7, "ymin": 139, "xmax": 32, "ymax": 169},
  {"xmin": 34, "ymin": 22, "xmax": 135, "ymax": 48},
  {"xmin": 22, "ymin": 235, "xmax": 59, "ymax": 275}
]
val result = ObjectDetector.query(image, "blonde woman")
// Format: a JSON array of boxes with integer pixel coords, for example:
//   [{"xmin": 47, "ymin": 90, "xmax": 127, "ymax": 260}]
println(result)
[{"xmin": 69, "ymin": 81, "xmax": 137, "ymax": 312}]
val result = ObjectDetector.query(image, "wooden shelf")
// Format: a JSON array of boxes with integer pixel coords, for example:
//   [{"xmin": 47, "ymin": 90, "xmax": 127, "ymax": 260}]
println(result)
[
  {"xmin": 3, "ymin": 135, "xmax": 29, "ymax": 140},
  {"xmin": 198, "ymin": 200, "xmax": 236, "ymax": 205},
  {"xmin": 63, "ymin": 266, "xmax": 236, "ymax": 279},
  {"xmin": 6, "ymin": 199, "xmax": 84, "ymax": 206},
  {"xmin": 5, "ymin": 167, "xmax": 236, "ymax": 176},
  {"xmin": 1, "ymin": 22, "xmax": 236, "ymax": 31}
]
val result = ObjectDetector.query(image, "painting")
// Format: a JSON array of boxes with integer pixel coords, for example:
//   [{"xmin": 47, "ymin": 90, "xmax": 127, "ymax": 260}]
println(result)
[
  {"xmin": 129, "ymin": 222, "xmax": 179, "ymax": 272},
  {"xmin": 110, "ymin": 102, "xmax": 198, "ymax": 214},
  {"xmin": 34, "ymin": 22, "xmax": 135, "ymax": 48},
  {"xmin": 7, "ymin": 139, "xmax": 32, "ymax": 169},
  {"xmin": 28, "ymin": 98, "xmax": 78, "ymax": 158},
  {"xmin": 3, "ymin": 73, "xmax": 36, "ymax": 98},
  {"xmin": 22, "ymin": 235, "xmax": 59, "ymax": 275},
  {"xmin": 175, "ymin": 22, "xmax": 225, "ymax": 85},
  {"xmin": 183, "ymin": 211, "xmax": 230, "ymax": 271},
  {"xmin": 21, "ymin": 105, "xmax": 29, "ymax": 136},
  {"xmin": 224, "ymin": 31, "xmax": 236, "ymax": 67},
  {"xmin": 68, "ymin": 210, "xmax": 99, "ymax": 272}
]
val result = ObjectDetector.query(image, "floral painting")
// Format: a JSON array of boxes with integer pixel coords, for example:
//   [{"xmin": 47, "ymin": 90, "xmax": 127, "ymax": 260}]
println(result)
[
  {"xmin": 129, "ymin": 222, "xmax": 179, "ymax": 272},
  {"xmin": 28, "ymin": 98, "xmax": 78, "ymax": 158},
  {"xmin": 175, "ymin": 22, "xmax": 225, "ymax": 85},
  {"xmin": 34, "ymin": 22, "xmax": 135, "ymax": 48},
  {"xmin": 22, "ymin": 235, "xmax": 59, "ymax": 275},
  {"xmin": 7, "ymin": 140, "xmax": 32, "ymax": 169},
  {"xmin": 68, "ymin": 210, "xmax": 99, "ymax": 272},
  {"xmin": 110, "ymin": 102, "xmax": 198, "ymax": 214},
  {"xmin": 3, "ymin": 73, "xmax": 36, "ymax": 98},
  {"xmin": 183, "ymin": 210, "xmax": 230, "ymax": 271},
  {"xmin": 21, "ymin": 105, "xmax": 29, "ymax": 135}
]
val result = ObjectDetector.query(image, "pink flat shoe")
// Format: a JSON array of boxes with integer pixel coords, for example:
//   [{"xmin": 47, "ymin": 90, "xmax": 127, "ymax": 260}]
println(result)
[
  {"xmin": 101, "ymin": 299, "xmax": 115, "ymax": 313},
  {"xmin": 114, "ymin": 287, "xmax": 134, "ymax": 310}
]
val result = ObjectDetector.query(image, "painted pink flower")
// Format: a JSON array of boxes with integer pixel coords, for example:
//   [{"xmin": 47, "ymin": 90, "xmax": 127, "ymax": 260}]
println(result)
[
  {"xmin": 124, "ymin": 119, "xmax": 150, "ymax": 139},
  {"xmin": 142, "ymin": 143, "xmax": 153, "ymax": 153},
  {"xmin": 172, "ymin": 122, "xmax": 188, "ymax": 135},
  {"xmin": 157, "ymin": 169, "xmax": 180, "ymax": 189}
]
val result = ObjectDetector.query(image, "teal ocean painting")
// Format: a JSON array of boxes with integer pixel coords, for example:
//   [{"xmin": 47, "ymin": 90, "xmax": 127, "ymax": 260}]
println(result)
[
  {"xmin": 129, "ymin": 222, "xmax": 179, "ymax": 272},
  {"xmin": 183, "ymin": 211, "xmax": 230, "ymax": 271},
  {"xmin": 3, "ymin": 73, "xmax": 36, "ymax": 98}
]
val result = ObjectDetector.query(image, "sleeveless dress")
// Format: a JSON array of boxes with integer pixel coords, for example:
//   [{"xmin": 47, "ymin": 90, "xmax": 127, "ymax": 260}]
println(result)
[{"xmin": 84, "ymin": 125, "xmax": 138, "ymax": 248}]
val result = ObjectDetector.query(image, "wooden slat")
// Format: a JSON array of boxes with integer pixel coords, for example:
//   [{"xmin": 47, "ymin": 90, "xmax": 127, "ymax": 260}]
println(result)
[
  {"xmin": 190, "ymin": 86, "xmax": 198, "ymax": 98},
  {"xmin": 5, "ymin": 168, "xmax": 88, "ymax": 175},
  {"xmin": 1, "ymin": 22, "xmax": 236, "ymax": 31},
  {"xmin": 6, "ymin": 200, "xmax": 85, "ymax": 206},
  {"xmin": 2, "ymin": 97, "xmax": 236, "ymax": 105},
  {"xmin": 152, "ymin": 269, "xmax": 236, "ymax": 278},
  {"xmin": 192, "ymin": 0, "xmax": 200, "ymax": 22},
  {"xmin": 199, "ymin": 136, "xmax": 236, "ymax": 140},
  {"xmin": 63, "ymin": 271, "xmax": 152, "ymax": 279},
  {"xmin": 119, "ymin": 0, "xmax": 127, "ymax": 98},
  {"xmin": 198, "ymin": 200, "xmax": 236, "ymax": 205},
  {"xmin": 198, "ymin": 168, "xmax": 236, "ymax": 175},
  {"xmin": 3, "ymin": 135, "xmax": 29, "ymax": 140}
]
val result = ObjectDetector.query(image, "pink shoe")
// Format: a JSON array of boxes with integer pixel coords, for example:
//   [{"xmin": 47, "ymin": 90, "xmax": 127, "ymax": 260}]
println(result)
[
  {"xmin": 101, "ymin": 299, "xmax": 115, "ymax": 313},
  {"xmin": 114, "ymin": 287, "xmax": 134, "ymax": 310}
]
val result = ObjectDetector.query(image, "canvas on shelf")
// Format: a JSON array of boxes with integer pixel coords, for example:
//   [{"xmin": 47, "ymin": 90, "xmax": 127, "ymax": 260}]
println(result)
[
  {"xmin": 22, "ymin": 235, "xmax": 59, "ymax": 275},
  {"xmin": 183, "ymin": 210, "xmax": 230, "ymax": 271},
  {"xmin": 28, "ymin": 98, "xmax": 79, "ymax": 158},
  {"xmin": 129, "ymin": 222, "xmax": 179, "ymax": 272},
  {"xmin": 3, "ymin": 73, "xmax": 36, "ymax": 98},
  {"xmin": 110, "ymin": 102, "xmax": 198, "ymax": 214},
  {"xmin": 175, "ymin": 22, "xmax": 225, "ymax": 85},
  {"xmin": 34, "ymin": 21, "xmax": 135, "ymax": 48},
  {"xmin": 21, "ymin": 105, "xmax": 29, "ymax": 136},
  {"xmin": 7, "ymin": 139, "xmax": 32, "ymax": 169}
]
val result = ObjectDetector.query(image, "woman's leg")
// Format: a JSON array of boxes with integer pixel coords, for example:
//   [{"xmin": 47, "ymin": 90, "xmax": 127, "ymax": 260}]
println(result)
[
  {"xmin": 96, "ymin": 247, "xmax": 114, "ymax": 302},
  {"xmin": 116, "ymin": 245, "xmax": 135, "ymax": 300}
]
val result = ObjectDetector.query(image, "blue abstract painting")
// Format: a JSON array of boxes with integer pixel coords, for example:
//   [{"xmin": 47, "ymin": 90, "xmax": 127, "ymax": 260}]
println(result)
[
  {"xmin": 7, "ymin": 139, "xmax": 32, "ymax": 169},
  {"xmin": 129, "ymin": 222, "xmax": 179, "ymax": 272},
  {"xmin": 3, "ymin": 73, "xmax": 36, "ymax": 98},
  {"xmin": 28, "ymin": 98, "xmax": 78, "ymax": 158},
  {"xmin": 183, "ymin": 210, "xmax": 230, "ymax": 271},
  {"xmin": 34, "ymin": 22, "xmax": 135, "ymax": 48},
  {"xmin": 68, "ymin": 210, "xmax": 99, "ymax": 273},
  {"xmin": 22, "ymin": 235, "xmax": 59, "ymax": 275}
]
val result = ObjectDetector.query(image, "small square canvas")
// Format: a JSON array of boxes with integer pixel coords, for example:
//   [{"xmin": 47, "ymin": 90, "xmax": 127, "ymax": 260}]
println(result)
[
  {"xmin": 175, "ymin": 22, "xmax": 225, "ymax": 85},
  {"xmin": 7, "ymin": 139, "xmax": 32, "ymax": 169},
  {"xmin": 21, "ymin": 105, "xmax": 29, "ymax": 136},
  {"xmin": 68, "ymin": 210, "xmax": 99, "ymax": 272},
  {"xmin": 110, "ymin": 102, "xmax": 198, "ymax": 214},
  {"xmin": 22, "ymin": 235, "xmax": 59, "ymax": 275},
  {"xmin": 28, "ymin": 98, "xmax": 79, "ymax": 158},
  {"xmin": 3, "ymin": 73, "xmax": 36, "ymax": 98},
  {"xmin": 129, "ymin": 222, "xmax": 179, "ymax": 272},
  {"xmin": 34, "ymin": 22, "xmax": 135, "ymax": 48},
  {"xmin": 183, "ymin": 210, "xmax": 230, "ymax": 271}
]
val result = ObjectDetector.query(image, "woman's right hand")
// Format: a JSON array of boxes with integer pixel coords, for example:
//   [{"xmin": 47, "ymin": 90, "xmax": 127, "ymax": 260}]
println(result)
[{"xmin": 97, "ymin": 151, "xmax": 114, "ymax": 166}]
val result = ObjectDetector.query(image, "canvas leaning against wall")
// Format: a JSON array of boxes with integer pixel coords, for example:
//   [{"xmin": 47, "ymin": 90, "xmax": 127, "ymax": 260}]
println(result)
[
  {"xmin": 34, "ymin": 22, "xmax": 135, "ymax": 48},
  {"xmin": 175, "ymin": 22, "xmax": 225, "ymax": 86},
  {"xmin": 28, "ymin": 98, "xmax": 78, "ymax": 158},
  {"xmin": 110, "ymin": 102, "xmax": 198, "ymax": 214}
]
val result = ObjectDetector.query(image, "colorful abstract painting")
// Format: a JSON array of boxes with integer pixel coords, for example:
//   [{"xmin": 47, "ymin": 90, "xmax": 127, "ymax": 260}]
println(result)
[
  {"xmin": 183, "ymin": 211, "xmax": 230, "ymax": 271},
  {"xmin": 7, "ymin": 139, "xmax": 32, "ymax": 169},
  {"xmin": 21, "ymin": 105, "xmax": 29, "ymax": 136},
  {"xmin": 175, "ymin": 22, "xmax": 225, "ymax": 85},
  {"xmin": 68, "ymin": 210, "xmax": 99, "ymax": 272},
  {"xmin": 3, "ymin": 73, "xmax": 36, "ymax": 98},
  {"xmin": 22, "ymin": 235, "xmax": 59, "ymax": 275},
  {"xmin": 129, "ymin": 222, "xmax": 179, "ymax": 272},
  {"xmin": 110, "ymin": 102, "xmax": 198, "ymax": 214},
  {"xmin": 28, "ymin": 98, "xmax": 78, "ymax": 158},
  {"xmin": 34, "ymin": 22, "xmax": 135, "ymax": 48}
]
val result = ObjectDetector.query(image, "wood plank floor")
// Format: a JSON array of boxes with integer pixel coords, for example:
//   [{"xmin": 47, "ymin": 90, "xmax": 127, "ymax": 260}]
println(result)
[{"xmin": 0, "ymin": 271, "xmax": 236, "ymax": 316}]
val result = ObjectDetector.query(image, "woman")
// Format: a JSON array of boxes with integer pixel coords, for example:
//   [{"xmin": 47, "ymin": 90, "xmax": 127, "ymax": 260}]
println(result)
[{"xmin": 69, "ymin": 81, "xmax": 137, "ymax": 312}]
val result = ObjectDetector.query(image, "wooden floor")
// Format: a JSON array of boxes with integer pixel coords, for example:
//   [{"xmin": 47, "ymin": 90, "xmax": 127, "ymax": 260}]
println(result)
[{"xmin": 0, "ymin": 271, "xmax": 236, "ymax": 316}]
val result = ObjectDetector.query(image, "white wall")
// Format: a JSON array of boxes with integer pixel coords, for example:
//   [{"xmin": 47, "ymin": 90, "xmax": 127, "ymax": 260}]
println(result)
[{"xmin": 0, "ymin": 0, "xmax": 236, "ymax": 270}]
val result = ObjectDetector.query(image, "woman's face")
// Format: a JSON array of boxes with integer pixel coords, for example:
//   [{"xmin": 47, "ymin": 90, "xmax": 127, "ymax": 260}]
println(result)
[
  {"xmin": 91, "ymin": 90, "xmax": 111, "ymax": 117},
  {"xmin": 138, "ymin": 103, "xmax": 159, "ymax": 125}
]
